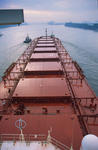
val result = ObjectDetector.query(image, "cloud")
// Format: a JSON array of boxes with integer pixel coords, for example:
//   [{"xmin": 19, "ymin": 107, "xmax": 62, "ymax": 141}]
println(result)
[
  {"xmin": 55, "ymin": 0, "xmax": 97, "ymax": 11},
  {"xmin": 24, "ymin": 10, "xmax": 67, "ymax": 23},
  {"xmin": 24, "ymin": 8, "xmax": 98, "ymax": 23},
  {"xmin": 0, "ymin": 0, "xmax": 98, "ymax": 23}
]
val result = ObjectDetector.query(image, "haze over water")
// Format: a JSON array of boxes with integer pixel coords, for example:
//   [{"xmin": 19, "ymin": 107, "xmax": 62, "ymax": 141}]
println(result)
[{"xmin": 0, "ymin": 24, "xmax": 98, "ymax": 96}]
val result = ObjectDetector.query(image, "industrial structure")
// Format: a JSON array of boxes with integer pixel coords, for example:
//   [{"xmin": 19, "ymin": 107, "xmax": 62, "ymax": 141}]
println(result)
[{"xmin": 0, "ymin": 9, "xmax": 24, "ymax": 25}]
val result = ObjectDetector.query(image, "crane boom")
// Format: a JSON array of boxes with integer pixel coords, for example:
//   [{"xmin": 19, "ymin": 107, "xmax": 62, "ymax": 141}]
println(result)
[{"xmin": 0, "ymin": 9, "xmax": 24, "ymax": 25}]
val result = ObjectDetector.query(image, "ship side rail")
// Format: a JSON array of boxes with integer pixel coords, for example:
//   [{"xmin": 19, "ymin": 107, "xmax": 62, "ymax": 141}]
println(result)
[
  {"xmin": 54, "ymin": 37, "xmax": 90, "ymax": 135},
  {"xmin": 76, "ymin": 97, "xmax": 98, "ymax": 125},
  {"xmin": 53, "ymin": 38, "xmax": 79, "ymax": 96},
  {"xmin": 78, "ymin": 114, "xmax": 98, "ymax": 128},
  {"xmin": 54, "ymin": 37, "xmax": 97, "ymax": 99},
  {"xmin": 0, "ymin": 38, "xmax": 39, "ymax": 112},
  {"xmin": 54, "ymin": 37, "xmax": 97, "ymax": 97},
  {"xmin": 2, "ymin": 38, "xmax": 38, "ymax": 91}
]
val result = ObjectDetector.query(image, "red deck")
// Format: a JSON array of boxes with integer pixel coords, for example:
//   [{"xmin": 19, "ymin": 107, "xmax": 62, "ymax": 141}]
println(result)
[
  {"xmin": 0, "ymin": 36, "xmax": 98, "ymax": 150},
  {"xmin": 0, "ymin": 114, "xmax": 82, "ymax": 150}
]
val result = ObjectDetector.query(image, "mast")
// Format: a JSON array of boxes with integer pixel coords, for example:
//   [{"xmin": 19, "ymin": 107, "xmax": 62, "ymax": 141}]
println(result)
[{"xmin": 45, "ymin": 28, "xmax": 47, "ymax": 39}]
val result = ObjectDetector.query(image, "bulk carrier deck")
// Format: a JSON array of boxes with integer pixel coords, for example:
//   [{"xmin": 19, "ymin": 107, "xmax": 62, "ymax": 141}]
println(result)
[{"xmin": 0, "ymin": 36, "xmax": 98, "ymax": 150}]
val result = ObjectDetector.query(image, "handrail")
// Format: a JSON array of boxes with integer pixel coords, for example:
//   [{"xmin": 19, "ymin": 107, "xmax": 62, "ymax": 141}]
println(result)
[
  {"xmin": 0, "ymin": 134, "xmax": 46, "ymax": 142},
  {"xmin": 51, "ymin": 137, "xmax": 70, "ymax": 150},
  {"xmin": 0, "ymin": 134, "xmax": 70, "ymax": 150}
]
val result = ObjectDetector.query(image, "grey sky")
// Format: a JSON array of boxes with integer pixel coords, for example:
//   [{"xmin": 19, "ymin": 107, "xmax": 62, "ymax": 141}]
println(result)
[{"xmin": 0, "ymin": 0, "xmax": 98, "ymax": 23}]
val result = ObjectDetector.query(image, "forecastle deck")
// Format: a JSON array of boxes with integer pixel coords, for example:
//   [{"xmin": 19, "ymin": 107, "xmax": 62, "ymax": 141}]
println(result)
[{"xmin": 0, "ymin": 36, "xmax": 98, "ymax": 150}]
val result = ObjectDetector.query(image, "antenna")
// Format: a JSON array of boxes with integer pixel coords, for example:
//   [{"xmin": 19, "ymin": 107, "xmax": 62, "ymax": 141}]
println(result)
[
  {"xmin": 45, "ymin": 28, "xmax": 47, "ymax": 38},
  {"xmin": 47, "ymin": 128, "xmax": 52, "ymax": 144}
]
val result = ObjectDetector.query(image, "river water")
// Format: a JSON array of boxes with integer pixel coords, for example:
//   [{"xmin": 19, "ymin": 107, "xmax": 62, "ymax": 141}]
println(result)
[{"xmin": 0, "ymin": 24, "xmax": 98, "ymax": 96}]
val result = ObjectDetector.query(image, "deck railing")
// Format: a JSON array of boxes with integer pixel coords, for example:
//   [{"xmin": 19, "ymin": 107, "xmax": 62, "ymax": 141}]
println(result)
[
  {"xmin": 0, "ymin": 134, "xmax": 70, "ymax": 150},
  {"xmin": 0, "ymin": 134, "xmax": 46, "ymax": 141},
  {"xmin": 51, "ymin": 137, "xmax": 70, "ymax": 150}
]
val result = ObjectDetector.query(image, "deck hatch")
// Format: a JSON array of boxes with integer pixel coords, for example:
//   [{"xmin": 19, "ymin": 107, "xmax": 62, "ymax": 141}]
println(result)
[
  {"xmin": 12, "ymin": 78, "xmax": 71, "ymax": 102},
  {"xmin": 34, "ymin": 47, "xmax": 57, "ymax": 51},
  {"xmin": 30, "ymin": 53, "xmax": 59, "ymax": 61},
  {"xmin": 24, "ymin": 61, "xmax": 63, "ymax": 75},
  {"xmin": 37, "ymin": 44, "xmax": 55, "ymax": 47},
  {"xmin": 38, "ymin": 40, "xmax": 54, "ymax": 42}
]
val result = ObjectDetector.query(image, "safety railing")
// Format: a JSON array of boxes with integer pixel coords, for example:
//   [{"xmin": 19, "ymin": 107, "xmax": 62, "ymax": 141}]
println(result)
[
  {"xmin": 0, "ymin": 134, "xmax": 46, "ymax": 142},
  {"xmin": 0, "ymin": 134, "xmax": 70, "ymax": 150},
  {"xmin": 51, "ymin": 137, "xmax": 70, "ymax": 150}
]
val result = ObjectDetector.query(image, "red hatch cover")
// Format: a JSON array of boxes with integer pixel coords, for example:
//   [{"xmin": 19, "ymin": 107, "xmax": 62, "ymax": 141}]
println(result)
[
  {"xmin": 30, "ymin": 53, "xmax": 59, "ymax": 61},
  {"xmin": 34, "ymin": 47, "xmax": 57, "ymax": 53},
  {"xmin": 37, "ymin": 44, "xmax": 55, "ymax": 47},
  {"xmin": 38, "ymin": 41, "xmax": 54, "ymax": 44},
  {"xmin": 24, "ymin": 61, "xmax": 63, "ymax": 75},
  {"xmin": 12, "ymin": 78, "xmax": 71, "ymax": 102},
  {"xmin": 30, "ymin": 53, "xmax": 59, "ymax": 59}
]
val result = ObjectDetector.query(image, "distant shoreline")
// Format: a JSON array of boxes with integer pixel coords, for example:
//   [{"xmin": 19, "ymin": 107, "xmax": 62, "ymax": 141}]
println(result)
[
  {"xmin": 65, "ymin": 22, "xmax": 98, "ymax": 31},
  {"xmin": 48, "ymin": 21, "xmax": 65, "ymax": 25}
]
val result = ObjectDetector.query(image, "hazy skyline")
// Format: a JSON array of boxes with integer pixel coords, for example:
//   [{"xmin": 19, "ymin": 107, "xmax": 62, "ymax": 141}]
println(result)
[{"xmin": 0, "ymin": 0, "xmax": 98, "ymax": 23}]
